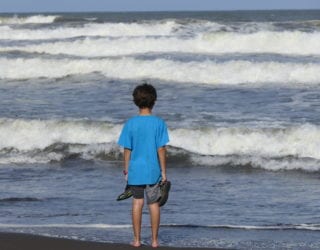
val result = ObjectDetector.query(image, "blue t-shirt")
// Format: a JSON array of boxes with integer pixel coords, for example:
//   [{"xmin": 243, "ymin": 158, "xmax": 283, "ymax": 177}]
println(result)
[{"xmin": 118, "ymin": 115, "xmax": 169, "ymax": 185}]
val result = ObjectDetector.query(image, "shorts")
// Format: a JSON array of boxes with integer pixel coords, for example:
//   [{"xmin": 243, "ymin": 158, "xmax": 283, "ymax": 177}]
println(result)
[{"xmin": 130, "ymin": 184, "xmax": 161, "ymax": 205}]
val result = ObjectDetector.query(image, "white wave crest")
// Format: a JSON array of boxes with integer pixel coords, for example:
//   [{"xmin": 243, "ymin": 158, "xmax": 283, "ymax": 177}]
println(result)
[
  {"xmin": 2, "ymin": 31, "xmax": 320, "ymax": 57},
  {"xmin": 0, "ymin": 118, "xmax": 121, "ymax": 151},
  {"xmin": 1, "ymin": 57, "xmax": 320, "ymax": 85},
  {"xmin": 1, "ymin": 119, "xmax": 320, "ymax": 160},
  {"xmin": 0, "ymin": 15, "xmax": 59, "ymax": 25},
  {"xmin": 202, "ymin": 30, "xmax": 320, "ymax": 56},
  {"xmin": 0, "ymin": 21, "xmax": 177, "ymax": 40},
  {"xmin": 170, "ymin": 124, "xmax": 320, "ymax": 160},
  {"xmin": 191, "ymin": 155, "xmax": 320, "ymax": 172},
  {"xmin": 1, "ymin": 118, "xmax": 320, "ymax": 172},
  {"xmin": 0, "ymin": 153, "xmax": 65, "ymax": 165}
]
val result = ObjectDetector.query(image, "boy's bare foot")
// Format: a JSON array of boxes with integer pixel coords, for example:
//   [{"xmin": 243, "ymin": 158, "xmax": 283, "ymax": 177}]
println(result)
[
  {"xmin": 151, "ymin": 241, "xmax": 159, "ymax": 248},
  {"xmin": 131, "ymin": 241, "xmax": 141, "ymax": 247}
]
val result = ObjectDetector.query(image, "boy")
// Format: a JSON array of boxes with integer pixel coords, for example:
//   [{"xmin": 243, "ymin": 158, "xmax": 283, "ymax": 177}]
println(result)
[{"xmin": 118, "ymin": 83, "xmax": 169, "ymax": 248}]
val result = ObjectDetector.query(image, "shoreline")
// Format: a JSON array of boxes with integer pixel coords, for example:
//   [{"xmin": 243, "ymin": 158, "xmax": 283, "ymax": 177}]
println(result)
[{"xmin": 0, "ymin": 232, "xmax": 226, "ymax": 250}]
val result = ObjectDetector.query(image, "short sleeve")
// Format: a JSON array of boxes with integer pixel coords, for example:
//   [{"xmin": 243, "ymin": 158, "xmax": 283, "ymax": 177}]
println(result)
[
  {"xmin": 157, "ymin": 120, "xmax": 169, "ymax": 148},
  {"xmin": 118, "ymin": 121, "xmax": 132, "ymax": 149}
]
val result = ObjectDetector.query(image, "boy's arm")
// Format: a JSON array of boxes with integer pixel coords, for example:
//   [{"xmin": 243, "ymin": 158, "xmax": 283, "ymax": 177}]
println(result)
[
  {"xmin": 158, "ymin": 146, "xmax": 167, "ymax": 182},
  {"xmin": 123, "ymin": 148, "xmax": 131, "ymax": 180}
]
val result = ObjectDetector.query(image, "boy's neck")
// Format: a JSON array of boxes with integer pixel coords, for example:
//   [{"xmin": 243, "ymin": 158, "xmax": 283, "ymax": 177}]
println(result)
[{"xmin": 139, "ymin": 108, "xmax": 152, "ymax": 116}]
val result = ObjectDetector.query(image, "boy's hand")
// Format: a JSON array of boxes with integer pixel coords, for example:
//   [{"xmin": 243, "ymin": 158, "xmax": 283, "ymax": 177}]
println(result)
[
  {"xmin": 123, "ymin": 148, "xmax": 131, "ymax": 182},
  {"xmin": 161, "ymin": 174, "xmax": 167, "ymax": 183},
  {"xmin": 158, "ymin": 146, "xmax": 167, "ymax": 183},
  {"xmin": 123, "ymin": 170, "xmax": 128, "ymax": 181}
]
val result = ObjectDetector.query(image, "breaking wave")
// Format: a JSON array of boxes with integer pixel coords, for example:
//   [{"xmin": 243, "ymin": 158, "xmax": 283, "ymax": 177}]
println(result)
[
  {"xmin": 0, "ymin": 21, "xmax": 177, "ymax": 40},
  {"xmin": 0, "ymin": 118, "xmax": 319, "ymax": 172},
  {"xmin": 0, "ymin": 118, "xmax": 120, "ymax": 151},
  {"xmin": 1, "ymin": 57, "xmax": 320, "ymax": 85},
  {"xmin": 0, "ymin": 15, "xmax": 59, "ymax": 25},
  {"xmin": 2, "ymin": 31, "xmax": 320, "ymax": 57}
]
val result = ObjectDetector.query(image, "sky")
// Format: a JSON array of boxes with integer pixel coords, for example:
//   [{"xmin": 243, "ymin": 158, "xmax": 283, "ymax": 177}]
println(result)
[{"xmin": 0, "ymin": 0, "xmax": 320, "ymax": 13}]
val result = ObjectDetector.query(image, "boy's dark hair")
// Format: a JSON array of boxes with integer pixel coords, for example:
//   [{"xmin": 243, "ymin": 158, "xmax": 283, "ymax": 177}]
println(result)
[{"xmin": 133, "ymin": 83, "xmax": 157, "ymax": 109}]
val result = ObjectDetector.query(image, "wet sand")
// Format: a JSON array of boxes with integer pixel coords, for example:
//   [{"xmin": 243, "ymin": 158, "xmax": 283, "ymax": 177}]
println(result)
[{"xmin": 0, "ymin": 232, "xmax": 226, "ymax": 250}]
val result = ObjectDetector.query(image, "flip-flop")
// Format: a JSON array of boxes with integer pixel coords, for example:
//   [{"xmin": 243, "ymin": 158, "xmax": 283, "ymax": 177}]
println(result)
[
  {"xmin": 158, "ymin": 181, "xmax": 171, "ymax": 207},
  {"xmin": 116, "ymin": 184, "xmax": 133, "ymax": 201}
]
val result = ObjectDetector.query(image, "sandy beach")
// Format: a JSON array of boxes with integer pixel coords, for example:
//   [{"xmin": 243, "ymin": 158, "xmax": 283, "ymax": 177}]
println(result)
[{"xmin": 0, "ymin": 232, "xmax": 225, "ymax": 250}]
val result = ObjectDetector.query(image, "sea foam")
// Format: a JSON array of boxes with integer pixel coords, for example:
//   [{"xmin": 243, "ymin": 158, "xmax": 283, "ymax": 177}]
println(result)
[
  {"xmin": 0, "ymin": 118, "xmax": 121, "ymax": 151},
  {"xmin": 170, "ymin": 124, "xmax": 320, "ymax": 159},
  {"xmin": 0, "ymin": 21, "xmax": 177, "ymax": 40},
  {"xmin": 2, "ymin": 31, "xmax": 320, "ymax": 57},
  {"xmin": 0, "ymin": 118, "xmax": 320, "ymax": 171},
  {"xmin": 1, "ymin": 118, "xmax": 317, "ymax": 156},
  {"xmin": 0, "ymin": 15, "xmax": 59, "ymax": 25},
  {"xmin": 1, "ymin": 57, "xmax": 320, "ymax": 85}
]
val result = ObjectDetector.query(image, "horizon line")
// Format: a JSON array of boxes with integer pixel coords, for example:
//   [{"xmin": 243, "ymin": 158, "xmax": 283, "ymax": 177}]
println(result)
[{"xmin": 0, "ymin": 8, "xmax": 320, "ymax": 14}]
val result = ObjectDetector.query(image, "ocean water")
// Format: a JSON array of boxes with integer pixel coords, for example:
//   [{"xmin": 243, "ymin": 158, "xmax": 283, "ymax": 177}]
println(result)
[{"xmin": 1, "ymin": 10, "xmax": 320, "ymax": 249}]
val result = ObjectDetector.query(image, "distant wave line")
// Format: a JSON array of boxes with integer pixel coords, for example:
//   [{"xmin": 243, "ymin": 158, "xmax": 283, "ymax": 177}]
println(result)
[
  {"xmin": 0, "ymin": 15, "xmax": 59, "ymax": 25},
  {"xmin": 162, "ymin": 223, "xmax": 320, "ymax": 231},
  {"xmin": 0, "ymin": 224, "xmax": 132, "ymax": 229},
  {"xmin": 1, "ymin": 223, "xmax": 319, "ymax": 231}
]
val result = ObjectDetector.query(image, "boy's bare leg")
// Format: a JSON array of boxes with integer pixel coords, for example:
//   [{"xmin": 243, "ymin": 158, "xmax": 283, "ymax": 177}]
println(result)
[
  {"xmin": 148, "ymin": 202, "xmax": 160, "ymax": 247},
  {"xmin": 132, "ymin": 198, "xmax": 144, "ymax": 247}
]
